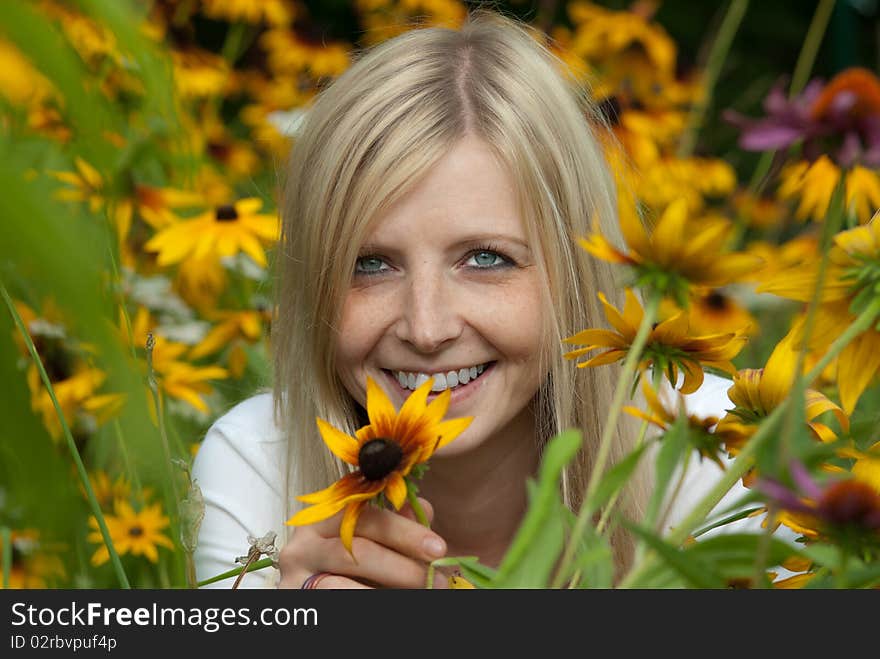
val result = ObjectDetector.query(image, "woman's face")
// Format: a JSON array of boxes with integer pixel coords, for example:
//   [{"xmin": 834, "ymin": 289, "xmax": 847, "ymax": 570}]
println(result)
[{"xmin": 335, "ymin": 136, "xmax": 546, "ymax": 456}]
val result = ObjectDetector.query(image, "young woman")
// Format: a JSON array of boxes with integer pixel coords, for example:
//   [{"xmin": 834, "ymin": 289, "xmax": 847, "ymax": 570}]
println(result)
[{"xmin": 193, "ymin": 9, "xmax": 733, "ymax": 589}]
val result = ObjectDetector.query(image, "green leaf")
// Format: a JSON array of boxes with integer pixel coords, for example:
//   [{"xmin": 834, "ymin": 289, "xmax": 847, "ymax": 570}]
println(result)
[
  {"xmin": 585, "ymin": 443, "xmax": 648, "ymax": 514},
  {"xmin": 571, "ymin": 524, "xmax": 614, "ymax": 589},
  {"xmin": 492, "ymin": 429, "xmax": 581, "ymax": 586},
  {"xmin": 684, "ymin": 533, "xmax": 808, "ymax": 582},
  {"xmin": 643, "ymin": 412, "xmax": 689, "ymax": 527},
  {"xmin": 625, "ymin": 522, "xmax": 727, "ymax": 588},
  {"xmin": 431, "ymin": 556, "xmax": 496, "ymax": 589}
]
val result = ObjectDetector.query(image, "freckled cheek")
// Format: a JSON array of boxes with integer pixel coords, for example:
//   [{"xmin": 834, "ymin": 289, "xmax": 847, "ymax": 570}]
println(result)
[
  {"xmin": 462, "ymin": 280, "xmax": 545, "ymax": 363},
  {"xmin": 334, "ymin": 288, "xmax": 397, "ymax": 372}
]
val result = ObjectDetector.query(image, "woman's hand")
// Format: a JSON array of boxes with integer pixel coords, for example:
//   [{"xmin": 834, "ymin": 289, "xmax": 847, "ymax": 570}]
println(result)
[{"xmin": 277, "ymin": 497, "xmax": 448, "ymax": 589}]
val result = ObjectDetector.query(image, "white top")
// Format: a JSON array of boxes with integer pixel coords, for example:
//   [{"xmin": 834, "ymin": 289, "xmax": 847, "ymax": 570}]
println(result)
[{"xmin": 191, "ymin": 373, "xmax": 788, "ymax": 588}]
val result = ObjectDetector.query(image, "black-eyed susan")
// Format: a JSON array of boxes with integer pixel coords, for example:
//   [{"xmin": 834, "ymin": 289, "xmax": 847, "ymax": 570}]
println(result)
[
  {"xmin": 144, "ymin": 198, "xmax": 279, "ymax": 268},
  {"xmin": 778, "ymin": 156, "xmax": 880, "ymax": 225},
  {"xmin": 87, "ymin": 499, "xmax": 175, "ymax": 566},
  {"xmin": 189, "ymin": 308, "xmax": 270, "ymax": 377},
  {"xmin": 286, "ymin": 376, "xmax": 473, "ymax": 554},
  {"xmin": 563, "ymin": 288, "xmax": 747, "ymax": 394},
  {"xmin": 714, "ymin": 327, "xmax": 849, "ymax": 458},
  {"xmin": 131, "ymin": 308, "xmax": 228, "ymax": 414},
  {"xmin": 756, "ymin": 460, "xmax": 880, "ymax": 556},
  {"xmin": 659, "ymin": 286, "xmax": 758, "ymax": 337},
  {"xmin": 623, "ymin": 378, "xmax": 726, "ymax": 467},
  {"xmin": 757, "ymin": 213, "xmax": 880, "ymax": 414},
  {"xmin": 200, "ymin": 0, "xmax": 294, "ymax": 26},
  {"xmin": 580, "ymin": 198, "xmax": 762, "ymax": 306}
]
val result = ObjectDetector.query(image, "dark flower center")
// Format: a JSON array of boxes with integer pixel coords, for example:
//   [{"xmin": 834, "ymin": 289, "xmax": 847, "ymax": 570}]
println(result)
[
  {"xmin": 215, "ymin": 205, "xmax": 238, "ymax": 222},
  {"xmin": 358, "ymin": 438, "xmax": 403, "ymax": 481},
  {"xmin": 128, "ymin": 526, "xmax": 144, "ymax": 538},
  {"xmin": 705, "ymin": 290, "xmax": 729, "ymax": 310},
  {"xmin": 819, "ymin": 480, "xmax": 880, "ymax": 528}
]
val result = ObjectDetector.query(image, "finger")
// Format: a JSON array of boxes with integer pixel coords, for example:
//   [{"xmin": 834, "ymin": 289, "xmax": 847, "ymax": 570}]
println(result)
[
  {"xmin": 355, "ymin": 504, "xmax": 446, "ymax": 563},
  {"xmin": 308, "ymin": 573, "xmax": 373, "ymax": 590},
  {"xmin": 327, "ymin": 536, "xmax": 448, "ymax": 589}
]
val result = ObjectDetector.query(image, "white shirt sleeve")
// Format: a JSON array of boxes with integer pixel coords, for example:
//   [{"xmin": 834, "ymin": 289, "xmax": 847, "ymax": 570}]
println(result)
[{"xmin": 191, "ymin": 393, "xmax": 289, "ymax": 589}]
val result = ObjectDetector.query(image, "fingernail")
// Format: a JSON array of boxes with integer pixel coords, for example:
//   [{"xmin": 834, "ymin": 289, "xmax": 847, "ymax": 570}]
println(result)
[{"xmin": 423, "ymin": 536, "xmax": 445, "ymax": 558}]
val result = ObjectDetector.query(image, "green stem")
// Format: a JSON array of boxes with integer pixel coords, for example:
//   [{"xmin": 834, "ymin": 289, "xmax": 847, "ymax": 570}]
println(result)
[
  {"xmin": 596, "ymin": 418, "xmax": 650, "ymax": 534},
  {"xmin": 780, "ymin": 178, "xmax": 845, "ymax": 456},
  {"xmin": 197, "ymin": 557, "xmax": 274, "ymax": 587},
  {"xmin": 552, "ymin": 291, "xmax": 661, "ymax": 588},
  {"xmin": 2, "ymin": 527, "xmax": 11, "ymax": 588},
  {"xmin": 1, "ymin": 283, "xmax": 130, "ymax": 589},
  {"xmin": 789, "ymin": 0, "xmax": 836, "ymax": 97},
  {"xmin": 677, "ymin": 0, "xmax": 750, "ymax": 158},
  {"xmin": 145, "ymin": 334, "xmax": 181, "ymax": 526},
  {"xmin": 406, "ymin": 481, "xmax": 429, "ymax": 527}
]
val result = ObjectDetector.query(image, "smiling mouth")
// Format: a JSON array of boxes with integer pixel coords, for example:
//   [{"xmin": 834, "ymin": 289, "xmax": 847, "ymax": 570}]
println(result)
[{"xmin": 382, "ymin": 362, "xmax": 495, "ymax": 394}]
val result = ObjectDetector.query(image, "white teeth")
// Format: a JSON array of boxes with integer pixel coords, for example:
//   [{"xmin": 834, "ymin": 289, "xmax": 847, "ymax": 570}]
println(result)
[{"xmin": 390, "ymin": 362, "xmax": 490, "ymax": 392}]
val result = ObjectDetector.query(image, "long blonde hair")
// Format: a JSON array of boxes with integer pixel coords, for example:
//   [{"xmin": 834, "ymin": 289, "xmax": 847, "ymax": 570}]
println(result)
[{"xmin": 274, "ymin": 9, "xmax": 649, "ymax": 575}]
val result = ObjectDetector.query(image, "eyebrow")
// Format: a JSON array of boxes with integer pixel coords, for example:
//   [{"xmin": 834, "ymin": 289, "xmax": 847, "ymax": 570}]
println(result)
[{"xmin": 359, "ymin": 233, "xmax": 532, "ymax": 253}]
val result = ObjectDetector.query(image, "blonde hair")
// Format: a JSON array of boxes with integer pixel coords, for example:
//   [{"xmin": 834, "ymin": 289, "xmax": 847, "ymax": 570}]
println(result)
[{"xmin": 273, "ymin": 9, "xmax": 649, "ymax": 576}]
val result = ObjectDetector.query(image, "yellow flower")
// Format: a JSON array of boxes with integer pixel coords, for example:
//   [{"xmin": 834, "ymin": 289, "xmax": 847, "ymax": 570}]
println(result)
[
  {"xmin": 637, "ymin": 157, "xmax": 737, "ymax": 213},
  {"xmin": 171, "ymin": 48, "xmax": 231, "ymax": 99},
  {"xmin": 563, "ymin": 288, "xmax": 747, "ymax": 394},
  {"xmin": 0, "ymin": 37, "xmax": 56, "ymax": 106},
  {"xmin": 714, "ymin": 327, "xmax": 849, "ymax": 457},
  {"xmin": 659, "ymin": 287, "xmax": 758, "ymax": 337},
  {"xmin": 778, "ymin": 156, "xmax": 880, "ymax": 224},
  {"xmin": 87, "ymin": 499, "xmax": 175, "ymax": 566},
  {"xmin": 131, "ymin": 308, "xmax": 228, "ymax": 413},
  {"xmin": 83, "ymin": 470, "xmax": 132, "ymax": 510},
  {"xmin": 356, "ymin": 0, "xmax": 467, "ymax": 46},
  {"xmin": 757, "ymin": 214, "xmax": 880, "ymax": 414},
  {"xmin": 145, "ymin": 198, "xmax": 279, "ymax": 268},
  {"xmin": 623, "ymin": 378, "xmax": 726, "ymax": 467},
  {"xmin": 260, "ymin": 28, "xmax": 351, "ymax": 79},
  {"xmin": 580, "ymin": 198, "xmax": 762, "ymax": 305},
  {"xmin": 448, "ymin": 574, "xmax": 476, "ymax": 588},
  {"xmin": 201, "ymin": 0, "xmax": 295, "ymax": 26},
  {"xmin": 286, "ymin": 376, "xmax": 473, "ymax": 554},
  {"xmin": 189, "ymin": 308, "xmax": 269, "ymax": 378},
  {"xmin": 742, "ymin": 234, "xmax": 819, "ymax": 282}
]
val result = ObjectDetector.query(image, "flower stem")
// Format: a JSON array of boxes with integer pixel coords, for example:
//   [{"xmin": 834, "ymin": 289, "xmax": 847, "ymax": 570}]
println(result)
[
  {"xmin": 145, "ymin": 334, "xmax": 182, "ymax": 526},
  {"xmin": 197, "ymin": 557, "xmax": 274, "ymax": 587},
  {"xmin": 0, "ymin": 283, "xmax": 130, "ymax": 589},
  {"xmin": 789, "ymin": 0, "xmax": 836, "ymax": 97},
  {"xmin": 552, "ymin": 291, "xmax": 661, "ymax": 588},
  {"xmin": 406, "ymin": 480, "xmax": 429, "ymax": 527},
  {"xmin": 677, "ymin": 0, "xmax": 750, "ymax": 158}
]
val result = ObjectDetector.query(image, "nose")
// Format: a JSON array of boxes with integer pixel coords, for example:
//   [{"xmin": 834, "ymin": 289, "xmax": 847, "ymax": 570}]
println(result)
[{"xmin": 393, "ymin": 269, "xmax": 464, "ymax": 353}]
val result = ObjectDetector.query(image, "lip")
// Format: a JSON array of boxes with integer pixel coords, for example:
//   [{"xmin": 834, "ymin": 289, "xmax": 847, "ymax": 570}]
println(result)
[{"xmin": 381, "ymin": 362, "xmax": 495, "ymax": 408}]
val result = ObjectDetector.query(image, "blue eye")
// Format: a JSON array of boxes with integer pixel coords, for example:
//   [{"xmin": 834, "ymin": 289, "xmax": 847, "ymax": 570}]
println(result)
[
  {"xmin": 466, "ymin": 250, "xmax": 509, "ymax": 269},
  {"xmin": 355, "ymin": 256, "xmax": 388, "ymax": 275}
]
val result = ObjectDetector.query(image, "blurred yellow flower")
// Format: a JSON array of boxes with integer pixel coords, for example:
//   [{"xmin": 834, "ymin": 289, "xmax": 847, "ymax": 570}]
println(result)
[
  {"xmin": 201, "ymin": 0, "xmax": 295, "ymax": 26},
  {"xmin": 87, "ymin": 500, "xmax": 175, "ymax": 566},
  {"xmin": 260, "ymin": 28, "xmax": 350, "ymax": 78},
  {"xmin": 131, "ymin": 308, "xmax": 229, "ymax": 413},
  {"xmin": 563, "ymin": 288, "xmax": 747, "ymax": 394},
  {"xmin": 0, "ymin": 37, "xmax": 56, "ymax": 107},
  {"xmin": 660, "ymin": 287, "xmax": 758, "ymax": 337},
  {"xmin": 758, "ymin": 214, "xmax": 880, "ymax": 414},
  {"xmin": 145, "ymin": 198, "xmax": 279, "ymax": 268},
  {"xmin": 580, "ymin": 197, "xmax": 762, "ymax": 304},
  {"xmin": 778, "ymin": 156, "xmax": 880, "ymax": 224},
  {"xmin": 171, "ymin": 48, "xmax": 231, "ymax": 99}
]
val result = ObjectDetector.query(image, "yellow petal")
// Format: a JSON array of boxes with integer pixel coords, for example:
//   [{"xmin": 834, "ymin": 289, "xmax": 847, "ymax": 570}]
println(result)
[
  {"xmin": 432, "ymin": 415, "xmax": 474, "ymax": 450},
  {"xmin": 836, "ymin": 331, "xmax": 880, "ymax": 415},
  {"xmin": 385, "ymin": 472, "xmax": 407, "ymax": 510},
  {"xmin": 759, "ymin": 332, "xmax": 799, "ymax": 409},
  {"xmin": 315, "ymin": 417, "xmax": 360, "ymax": 465},
  {"xmin": 597, "ymin": 291, "xmax": 635, "ymax": 338},
  {"xmin": 365, "ymin": 376, "xmax": 397, "ymax": 435},
  {"xmin": 651, "ymin": 198, "xmax": 688, "ymax": 265},
  {"xmin": 340, "ymin": 500, "xmax": 367, "ymax": 556}
]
